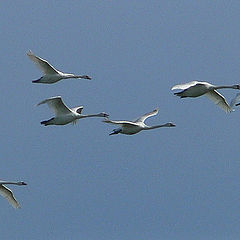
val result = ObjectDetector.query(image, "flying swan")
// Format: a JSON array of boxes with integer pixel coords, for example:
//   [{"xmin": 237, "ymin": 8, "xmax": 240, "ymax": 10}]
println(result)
[
  {"xmin": 38, "ymin": 96, "xmax": 109, "ymax": 126},
  {"xmin": 27, "ymin": 50, "xmax": 91, "ymax": 84},
  {"xmin": 171, "ymin": 81, "xmax": 240, "ymax": 112},
  {"xmin": 0, "ymin": 181, "xmax": 27, "ymax": 209},
  {"xmin": 103, "ymin": 108, "xmax": 176, "ymax": 135},
  {"xmin": 230, "ymin": 93, "xmax": 240, "ymax": 108}
]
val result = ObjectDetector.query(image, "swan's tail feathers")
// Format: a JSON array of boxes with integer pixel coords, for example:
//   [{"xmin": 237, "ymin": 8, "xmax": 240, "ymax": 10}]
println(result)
[{"xmin": 40, "ymin": 118, "xmax": 54, "ymax": 126}]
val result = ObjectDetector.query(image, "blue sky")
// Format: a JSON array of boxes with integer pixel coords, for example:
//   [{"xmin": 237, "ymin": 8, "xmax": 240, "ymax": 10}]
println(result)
[{"xmin": 1, "ymin": 1, "xmax": 240, "ymax": 239}]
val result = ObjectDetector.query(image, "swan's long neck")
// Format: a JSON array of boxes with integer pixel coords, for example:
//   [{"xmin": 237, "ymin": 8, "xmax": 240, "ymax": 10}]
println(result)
[
  {"xmin": 0, "ymin": 181, "xmax": 18, "ymax": 185},
  {"xmin": 71, "ymin": 75, "xmax": 88, "ymax": 79},
  {"xmin": 214, "ymin": 85, "xmax": 238, "ymax": 90},
  {"xmin": 144, "ymin": 123, "xmax": 171, "ymax": 130},
  {"xmin": 77, "ymin": 113, "xmax": 103, "ymax": 119},
  {"xmin": 63, "ymin": 74, "xmax": 90, "ymax": 79},
  {"xmin": 63, "ymin": 73, "xmax": 77, "ymax": 79}
]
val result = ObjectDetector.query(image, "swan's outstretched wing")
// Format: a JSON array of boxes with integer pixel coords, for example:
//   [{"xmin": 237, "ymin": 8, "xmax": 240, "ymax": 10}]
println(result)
[
  {"xmin": 0, "ymin": 185, "xmax": 20, "ymax": 209},
  {"xmin": 230, "ymin": 93, "xmax": 240, "ymax": 107},
  {"xmin": 134, "ymin": 108, "xmax": 159, "ymax": 123},
  {"xmin": 205, "ymin": 90, "xmax": 232, "ymax": 113},
  {"xmin": 37, "ymin": 96, "xmax": 73, "ymax": 116},
  {"xmin": 71, "ymin": 106, "xmax": 84, "ymax": 114},
  {"xmin": 103, "ymin": 119, "xmax": 139, "ymax": 127},
  {"xmin": 171, "ymin": 81, "xmax": 199, "ymax": 90},
  {"xmin": 27, "ymin": 50, "xmax": 59, "ymax": 75}
]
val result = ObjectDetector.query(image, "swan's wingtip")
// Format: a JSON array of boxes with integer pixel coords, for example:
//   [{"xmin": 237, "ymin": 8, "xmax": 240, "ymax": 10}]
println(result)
[{"xmin": 27, "ymin": 50, "xmax": 33, "ymax": 56}]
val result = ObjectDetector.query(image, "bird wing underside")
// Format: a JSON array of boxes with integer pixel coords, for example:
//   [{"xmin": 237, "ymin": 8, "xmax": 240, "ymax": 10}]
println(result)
[
  {"xmin": 0, "ymin": 185, "xmax": 20, "ymax": 208},
  {"xmin": 27, "ymin": 50, "xmax": 59, "ymax": 75},
  {"xmin": 38, "ymin": 96, "xmax": 73, "ymax": 116},
  {"xmin": 134, "ymin": 108, "xmax": 159, "ymax": 123},
  {"xmin": 205, "ymin": 90, "xmax": 232, "ymax": 113}
]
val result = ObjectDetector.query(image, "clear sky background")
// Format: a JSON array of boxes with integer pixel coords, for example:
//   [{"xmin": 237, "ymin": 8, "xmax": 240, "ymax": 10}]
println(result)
[{"xmin": 1, "ymin": 1, "xmax": 240, "ymax": 239}]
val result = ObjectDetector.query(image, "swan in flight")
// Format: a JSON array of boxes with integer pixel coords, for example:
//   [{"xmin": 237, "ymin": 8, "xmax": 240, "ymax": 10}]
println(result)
[
  {"xmin": 171, "ymin": 81, "xmax": 240, "ymax": 112},
  {"xmin": 230, "ymin": 93, "xmax": 240, "ymax": 108},
  {"xmin": 103, "ymin": 108, "xmax": 176, "ymax": 135},
  {"xmin": 38, "ymin": 96, "xmax": 109, "ymax": 126},
  {"xmin": 27, "ymin": 50, "xmax": 91, "ymax": 84},
  {"xmin": 0, "ymin": 181, "xmax": 27, "ymax": 209}
]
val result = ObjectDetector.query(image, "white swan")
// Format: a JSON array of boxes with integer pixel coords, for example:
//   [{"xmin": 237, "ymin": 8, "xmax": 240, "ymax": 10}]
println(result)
[
  {"xmin": 38, "ymin": 96, "xmax": 109, "ymax": 126},
  {"xmin": 0, "ymin": 181, "xmax": 27, "ymax": 209},
  {"xmin": 171, "ymin": 81, "xmax": 240, "ymax": 112},
  {"xmin": 230, "ymin": 93, "xmax": 240, "ymax": 108},
  {"xmin": 27, "ymin": 50, "xmax": 91, "ymax": 84},
  {"xmin": 103, "ymin": 108, "xmax": 176, "ymax": 135}
]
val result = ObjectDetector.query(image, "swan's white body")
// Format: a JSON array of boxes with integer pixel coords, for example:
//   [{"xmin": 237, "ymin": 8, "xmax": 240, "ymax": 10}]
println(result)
[
  {"xmin": 103, "ymin": 109, "xmax": 176, "ymax": 135},
  {"xmin": 27, "ymin": 50, "xmax": 91, "ymax": 84},
  {"xmin": 0, "ymin": 181, "xmax": 27, "ymax": 209},
  {"xmin": 38, "ymin": 96, "xmax": 109, "ymax": 126},
  {"xmin": 171, "ymin": 81, "xmax": 240, "ymax": 113}
]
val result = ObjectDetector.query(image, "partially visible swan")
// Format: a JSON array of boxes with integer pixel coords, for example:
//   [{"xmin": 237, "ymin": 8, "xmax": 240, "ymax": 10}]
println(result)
[
  {"xmin": 27, "ymin": 50, "xmax": 91, "ymax": 84},
  {"xmin": 103, "ymin": 108, "xmax": 175, "ymax": 135},
  {"xmin": 171, "ymin": 81, "xmax": 240, "ymax": 112},
  {"xmin": 0, "ymin": 181, "xmax": 27, "ymax": 209},
  {"xmin": 230, "ymin": 93, "xmax": 240, "ymax": 107},
  {"xmin": 38, "ymin": 96, "xmax": 109, "ymax": 126}
]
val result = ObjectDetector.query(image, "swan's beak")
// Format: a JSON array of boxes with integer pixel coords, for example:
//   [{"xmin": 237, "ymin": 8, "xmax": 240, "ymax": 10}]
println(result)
[
  {"xmin": 22, "ymin": 182, "xmax": 27, "ymax": 185},
  {"xmin": 170, "ymin": 123, "xmax": 176, "ymax": 127},
  {"xmin": 83, "ymin": 75, "xmax": 92, "ymax": 80}
]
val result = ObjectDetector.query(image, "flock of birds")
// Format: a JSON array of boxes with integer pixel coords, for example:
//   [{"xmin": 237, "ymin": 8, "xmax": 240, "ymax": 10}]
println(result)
[{"xmin": 2, "ymin": 50, "xmax": 240, "ymax": 209}]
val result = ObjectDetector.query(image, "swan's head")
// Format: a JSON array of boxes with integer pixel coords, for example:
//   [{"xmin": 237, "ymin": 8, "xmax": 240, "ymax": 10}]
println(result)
[
  {"xmin": 99, "ymin": 112, "xmax": 109, "ymax": 118},
  {"xmin": 232, "ymin": 84, "xmax": 240, "ymax": 89},
  {"xmin": 17, "ymin": 181, "xmax": 27, "ymax": 186},
  {"xmin": 233, "ymin": 84, "xmax": 240, "ymax": 89},
  {"xmin": 81, "ymin": 75, "xmax": 92, "ymax": 80},
  {"xmin": 165, "ymin": 122, "xmax": 176, "ymax": 127}
]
